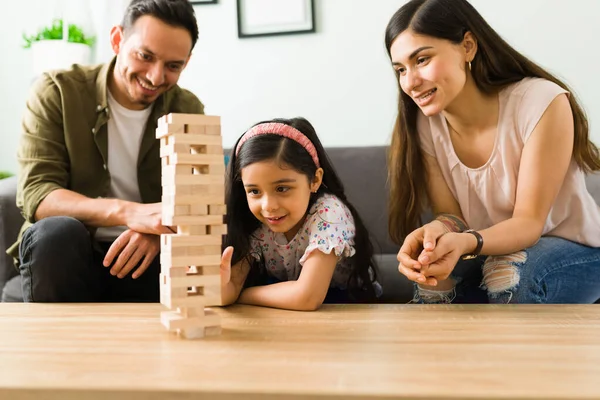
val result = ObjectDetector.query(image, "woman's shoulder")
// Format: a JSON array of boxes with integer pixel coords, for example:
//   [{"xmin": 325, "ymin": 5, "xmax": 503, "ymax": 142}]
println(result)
[
  {"xmin": 502, "ymin": 77, "xmax": 568, "ymax": 103},
  {"xmin": 501, "ymin": 77, "xmax": 570, "ymax": 140}
]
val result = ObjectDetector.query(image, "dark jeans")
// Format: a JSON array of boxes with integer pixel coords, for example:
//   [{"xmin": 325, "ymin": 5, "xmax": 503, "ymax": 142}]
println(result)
[{"xmin": 19, "ymin": 216, "xmax": 160, "ymax": 302}]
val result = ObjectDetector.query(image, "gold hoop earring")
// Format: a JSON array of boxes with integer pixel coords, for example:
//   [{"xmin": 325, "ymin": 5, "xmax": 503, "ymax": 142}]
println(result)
[{"xmin": 468, "ymin": 61, "xmax": 472, "ymax": 71}]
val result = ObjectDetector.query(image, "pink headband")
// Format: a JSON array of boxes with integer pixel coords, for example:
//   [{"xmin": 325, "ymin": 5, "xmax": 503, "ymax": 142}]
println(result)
[{"xmin": 235, "ymin": 122, "xmax": 320, "ymax": 167}]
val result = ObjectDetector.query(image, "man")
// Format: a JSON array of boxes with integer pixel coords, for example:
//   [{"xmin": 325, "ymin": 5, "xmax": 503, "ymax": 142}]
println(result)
[{"xmin": 6, "ymin": 0, "xmax": 203, "ymax": 302}]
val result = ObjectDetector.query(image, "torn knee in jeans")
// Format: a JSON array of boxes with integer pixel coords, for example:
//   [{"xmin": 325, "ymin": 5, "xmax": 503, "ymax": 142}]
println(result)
[
  {"xmin": 412, "ymin": 280, "xmax": 457, "ymax": 304},
  {"xmin": 482, "ymin": 252, "xmax": 525, "ymax": 294}
]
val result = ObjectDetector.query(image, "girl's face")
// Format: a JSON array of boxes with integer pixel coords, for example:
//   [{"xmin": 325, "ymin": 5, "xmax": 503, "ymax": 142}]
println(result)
[
  {"xmin": 389, "ymin": 29, "xmax": 475, "ymax": 116},
  {"xmin": 241, "ymin": 160, "xmax": 322, "ymax": 241}
]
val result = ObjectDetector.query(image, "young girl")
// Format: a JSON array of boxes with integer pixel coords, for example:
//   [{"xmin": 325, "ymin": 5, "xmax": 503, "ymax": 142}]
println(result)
[
  {"xmin": 219, "ymin": 117, "xmax": 380, "ymax": 310},
  {"xmin": 386, "ymin": 0, "xmax": 600, "ymax": 303}
]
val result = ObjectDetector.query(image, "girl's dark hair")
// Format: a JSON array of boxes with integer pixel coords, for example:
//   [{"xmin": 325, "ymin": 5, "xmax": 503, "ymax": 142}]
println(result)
[
  {"xmin": 385, "ymin": 0, "xmax": 600, "ymax": 244},
  {"xmin": 225, "ymin": 117, "xmax": 378, "ymax": 302},
  {"xmin": 122, "ymin": 0, "xmax": 199, "ymax": 50}
]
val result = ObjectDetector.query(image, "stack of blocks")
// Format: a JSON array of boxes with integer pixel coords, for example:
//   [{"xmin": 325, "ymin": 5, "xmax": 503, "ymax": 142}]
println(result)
[{"xmin": 156, "ymin": 113, "xmax": 226, "ymax": 339}]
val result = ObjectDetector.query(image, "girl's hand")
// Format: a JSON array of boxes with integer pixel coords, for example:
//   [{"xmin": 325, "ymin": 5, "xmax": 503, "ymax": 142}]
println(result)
[
  {"xmin": 417, "ymin": 232, "xmax": 471, "ymax": 282},
  {"xmin": 220, "ymin": 246, "xmax": 234, "ymax": 287},
  {"xmin": 397, "ymin": 221, "xmax": 448, "ymax": 286}
]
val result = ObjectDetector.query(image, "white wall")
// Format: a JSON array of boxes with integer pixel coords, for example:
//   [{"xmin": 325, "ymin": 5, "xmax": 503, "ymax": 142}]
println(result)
[{"xmin": 0, "ymin": 0, "xmax": 598, "ymax": 174}]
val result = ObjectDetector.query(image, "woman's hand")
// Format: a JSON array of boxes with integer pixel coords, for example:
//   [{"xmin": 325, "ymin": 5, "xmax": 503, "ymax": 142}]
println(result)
[
  {"xmin": 417, "ymin": 232, "xmax": 476, "ymax": 282},
  {"xmin": 397, "ymin": 220, "xmax": 448, "ymax": 285}
]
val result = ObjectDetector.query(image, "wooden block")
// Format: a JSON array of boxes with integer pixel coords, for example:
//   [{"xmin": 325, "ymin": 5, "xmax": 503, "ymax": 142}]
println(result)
[
  {"xmin": 162, "ymin": 272, "xmax": 220, "ymax": 289},
  {"xmin": 205, "ymin": 125, "xmax": 221, "ymax": 136},
  {"xmin": 206, "ymin": 145, "xmax": 224, "ymax": 155},
  {"xmin": 164, "ymin": 113, "xmax": 221, "ymax": 126},
  {"xmin": 180, "ymin": 322, "xmax": 222, "ymax": 339},
  {"xmin": 184, "ymin": 125, "xmax": 206, "ymax": 135},
  {"xmin": 208, "ymin": 204, "xmax": 227, "ymax": 215},
  {"xmin": 160, "ymin": 280, "xmax": 187, "ymax": 307},
  {"xmin": 176, "ymin": 307, "xmax": 204, "ymax": 317},
  {"xmin": 162, "ymin": 205, "xmax": 191, "ymax": 224},
  {"xmin": 162, "ymin": 234, "xmax": 222, "ymax": 248},
  {"xmin": 198, "ymin": 265, "xmax": 221, "ymax": 275},
  {"xmin": 162, "ymin": 292, "xmax": 221, "ymax": 308},
  {"xmin": 192, "ymin": 163, "xmax": 226, "ymax": 176},
  {"xmin": 161, "ymin": 253, "xmax": 221, "ymax": 268},
  {"xmin": 190, "ymin": 204, "xmax": 208, "ymax": 215},
  {"xmin": 162, "ymin": 183, "xmax": 224, "ymax": 195},
  {"xmin": 163, "ymin": 215, "xmax": 224, "ymax": 226},
  {"xmin": 172, "ymin": 205, "xmax": 190, "ymax": 216},
  {"xmin": 177, "ymin": 225, "xmax": 208, "ymax": 235},
  {"xmin": 160, "ymin": 143, "xmax": 192, "ymax": 158},
  {"xmin": 163, "ymin": 193, "xmax": 225, "ymax": 206},
  {"xmin": 169, "ymin": 275, "xmax": 221, "ymax": 288},
  {"xmin": 203, "ymin": 325, "xmax": 223, "ymax": 337},
  {"xmin": 161, "ymin": 173, "xmax": 224, "ymax": 186},
  {"xmin": 165, "ymin": 244, "xmax": 222, "ymax": 257},
  {"xmin": 201, "ymin": 286, "xmax": 224, "ymax": 307},
  {"xmin": 160, "ymin": 266, "xmax": 188, "ymax": 277},
  {"xmin": 161, "ymin": 265, "xmax": 220, "ymax": 277},
  {"xmin": 156, "ymin": 123, "xmax": 186, "ymax": 138},
  {"xmin": 162, "ymin": 164, "xmax": 194, "ymax": 177},
  {"xmin": 208, "ymin": 225, "xmax": 227, "ymax": 235},
  {"xmin": 161, "ymin": 153, "xmax": 225, "ymax": 166},
  {"xmin": 190, "ymin": 144, "xmax": 224, "ymax": 156},
  {"xmin": 167, "ymin": 133, "xmax": 222, "ymax": 146},
  {"xmin": 160, "ymin": 308, "xmax": 220, "ymax": 331}
]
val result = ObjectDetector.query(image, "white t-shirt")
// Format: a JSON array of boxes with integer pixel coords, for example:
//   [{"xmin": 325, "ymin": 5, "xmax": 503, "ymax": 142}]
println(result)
[{"xmin": 95, "ymin": 90, "xmax": 152, "ymax": 241}]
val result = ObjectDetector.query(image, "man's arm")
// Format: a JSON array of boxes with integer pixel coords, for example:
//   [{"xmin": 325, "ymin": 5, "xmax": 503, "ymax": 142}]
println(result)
[
  {"xmin": 19, "ymin": 74, "xmax": 169, "ymax": 234},
  {"xmin": 17, "ymin": 73, "xmax": 69, "ymax": 224},
  {"xmin": 35, "ymin": 189, "xmax": 166, "ymax": 233}
]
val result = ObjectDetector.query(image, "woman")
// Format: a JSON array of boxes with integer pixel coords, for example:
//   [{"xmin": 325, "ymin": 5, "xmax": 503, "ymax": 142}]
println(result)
[{"xmin": 386, "ymin": 0, "xmax": 600, "ymax": 303}]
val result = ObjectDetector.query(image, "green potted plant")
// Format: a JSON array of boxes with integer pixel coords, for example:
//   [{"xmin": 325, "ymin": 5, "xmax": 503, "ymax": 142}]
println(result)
[
  {"xmin": 0, "ymin": 172, "xmax": 14, "ymax": 180},
  {"xmin": 23, "ymin": 18, "xmax": 95, "ymax": 77}
]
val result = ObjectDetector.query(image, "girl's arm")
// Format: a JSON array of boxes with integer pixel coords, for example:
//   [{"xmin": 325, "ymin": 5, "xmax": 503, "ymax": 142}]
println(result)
[
  {"xmin": 237, "ymin": 250, "xmax": 338, "ymax": 311},
  {"xmin": 456, "ymin": 94, "xmax": 574, "ymax": 256}
]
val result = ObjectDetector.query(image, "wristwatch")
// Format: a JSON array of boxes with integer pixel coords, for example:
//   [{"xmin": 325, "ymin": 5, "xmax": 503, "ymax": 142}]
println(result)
[{"xmin": 461, "ymin": 229, "xmax": 483, "ymax": 260}]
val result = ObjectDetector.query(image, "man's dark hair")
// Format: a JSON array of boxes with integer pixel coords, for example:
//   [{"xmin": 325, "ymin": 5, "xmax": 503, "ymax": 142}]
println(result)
[{"xmin": 122, "ymin": 0, "xmax": 199, "ymax": 50}]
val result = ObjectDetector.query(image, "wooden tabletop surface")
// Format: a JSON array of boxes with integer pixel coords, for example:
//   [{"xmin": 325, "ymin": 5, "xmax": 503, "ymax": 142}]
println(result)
[{"xmin": 0, "ymin": 303, "xmax": 599, "ymax": 400}]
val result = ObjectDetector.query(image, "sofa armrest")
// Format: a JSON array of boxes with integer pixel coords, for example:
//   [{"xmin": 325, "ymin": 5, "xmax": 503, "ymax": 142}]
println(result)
[{"xmin": 0, "ymin": 176, "xmax": 23, "ymax": 291}]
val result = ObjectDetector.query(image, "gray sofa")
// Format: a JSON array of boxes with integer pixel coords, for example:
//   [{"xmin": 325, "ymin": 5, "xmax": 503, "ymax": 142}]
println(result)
[
  {"xmin": 3, "ymin": 146, "xmax": 600, "ymax": 303},
  {"xmin": 0, "ymin": 147, "xmax": 415, "ymax": 303}
]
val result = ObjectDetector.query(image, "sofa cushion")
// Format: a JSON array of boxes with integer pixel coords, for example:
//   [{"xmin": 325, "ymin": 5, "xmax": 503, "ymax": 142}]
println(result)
[
  {"xmin": 375, "ymin": 254, "xmax": 413, "ymax": 303},
  {"xmin": 1, "ymin": 275, "xmax": 22, "ymax": 302},
  {"xmin": 0, "ymin": 176, "xmax": 22, "ymax": 293},
  {"xmin": 326, "ymin": 147, "xmax": 398, "ymax": 255}
]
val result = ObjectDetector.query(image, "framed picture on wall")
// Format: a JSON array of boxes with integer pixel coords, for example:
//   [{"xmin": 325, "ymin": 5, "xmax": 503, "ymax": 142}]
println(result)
[
  {"xmin": 237, "ymin": 0, "xmax": 315, "ymax": 38},
  {"xmin": 190, "ymin": 0, "xmax": 217, "ymax": 4}
]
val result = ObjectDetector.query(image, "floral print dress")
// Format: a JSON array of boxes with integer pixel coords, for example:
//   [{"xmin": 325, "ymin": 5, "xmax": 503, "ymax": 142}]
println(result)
[{"xmin": 249, "ymin": 193, "xmax": 357, "ymax": 289}]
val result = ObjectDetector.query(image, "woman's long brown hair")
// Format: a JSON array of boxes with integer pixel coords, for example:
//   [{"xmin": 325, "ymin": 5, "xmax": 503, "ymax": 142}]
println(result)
[{"xmin": 385, "ymin": 0, "xmax": 600, "ymax": 244}]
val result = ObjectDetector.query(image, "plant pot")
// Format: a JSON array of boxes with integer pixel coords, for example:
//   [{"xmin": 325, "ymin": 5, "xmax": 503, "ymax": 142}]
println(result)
[{"xmin": 31, "ymin": 40, "xmax": 91, "ymax": 77}]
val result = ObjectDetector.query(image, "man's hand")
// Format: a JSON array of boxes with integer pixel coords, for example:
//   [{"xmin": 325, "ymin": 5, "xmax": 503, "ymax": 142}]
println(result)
[
  {"xmin": 124, "ymin": 202, "xmax": 174, "ymax": 235},
  {"xmin": 103, "ymin": 230, "xmax": 160, "ymax": 279}
]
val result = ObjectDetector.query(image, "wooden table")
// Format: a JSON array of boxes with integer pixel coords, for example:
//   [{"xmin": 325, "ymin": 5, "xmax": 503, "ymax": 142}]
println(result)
[{"xmin": 0, "ymin": 304, "xmax": 599, "ymax": 399}]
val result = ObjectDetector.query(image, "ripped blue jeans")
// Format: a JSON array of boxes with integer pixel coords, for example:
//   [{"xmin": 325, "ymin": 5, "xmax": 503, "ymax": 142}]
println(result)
[{"xmin": 412, "ymin": 236, "xmax": 600, "ymax": 304}]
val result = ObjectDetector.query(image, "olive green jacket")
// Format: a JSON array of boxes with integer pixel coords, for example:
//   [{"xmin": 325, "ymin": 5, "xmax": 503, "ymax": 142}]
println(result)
[{"xmin": 8, "ymin": 57, "xmax": 204, "ymax": 263}]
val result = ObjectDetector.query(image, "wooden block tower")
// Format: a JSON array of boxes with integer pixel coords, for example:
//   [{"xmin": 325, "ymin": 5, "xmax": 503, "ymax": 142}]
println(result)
[{"xmin": 156, "ymin": 113, "xmax": 226, "ymax": 339}]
